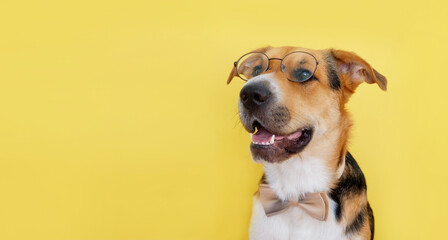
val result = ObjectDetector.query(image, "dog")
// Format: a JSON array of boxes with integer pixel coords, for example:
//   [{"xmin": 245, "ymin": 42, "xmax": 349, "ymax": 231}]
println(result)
[{"xmin": 227, "ymin": 46, "xmax": 387, "ymax": 240}]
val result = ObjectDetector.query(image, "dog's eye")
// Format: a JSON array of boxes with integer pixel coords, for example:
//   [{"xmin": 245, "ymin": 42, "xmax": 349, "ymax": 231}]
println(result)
[
  {"xmin": 293, "ymin": 68, "xmax": 313, "ymax": 82},
  {"xmin": 252, "ymin": 65, "xmax": 263, "ymax": 77}
]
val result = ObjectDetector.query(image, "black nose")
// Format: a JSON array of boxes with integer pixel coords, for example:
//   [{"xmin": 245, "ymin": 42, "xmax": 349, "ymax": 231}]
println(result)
[{"xmin": 240, "ymin": 83, "xmax": 271, "ymax": 110}]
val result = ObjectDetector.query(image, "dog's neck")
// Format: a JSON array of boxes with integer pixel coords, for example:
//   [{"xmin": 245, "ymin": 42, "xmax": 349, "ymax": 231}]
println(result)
[{"xmin": 262, "ymin": 113, "xmax": 350, "ymax": 200}]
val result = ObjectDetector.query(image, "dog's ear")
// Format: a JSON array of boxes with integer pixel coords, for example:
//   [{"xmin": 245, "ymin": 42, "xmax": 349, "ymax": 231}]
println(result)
[
  {"xmin": 330, "ymin": 49, "xmax": 387, "ymax": 92},
  {"xmin": 227, "ymin": 64, "xmax": 237, "ymax": 84}
]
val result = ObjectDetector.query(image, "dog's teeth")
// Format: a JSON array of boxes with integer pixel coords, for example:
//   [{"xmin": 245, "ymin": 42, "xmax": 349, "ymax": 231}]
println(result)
[
  {"xmin": 270, "ymin": 135, "xmax": 275, "ymax": 144},
  {"xmin": 250, "ymin": 133, "xmax": 253, "ymax": 141},
  {"xmin": 251, "ymin": 140, "xmax": 275, "ymax": 146}
]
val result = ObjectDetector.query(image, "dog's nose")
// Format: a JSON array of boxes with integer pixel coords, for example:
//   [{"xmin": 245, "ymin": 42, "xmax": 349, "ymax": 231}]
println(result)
[{"xmin": 240, "ymin": 83, "xmax": 271, "ymax": 110}]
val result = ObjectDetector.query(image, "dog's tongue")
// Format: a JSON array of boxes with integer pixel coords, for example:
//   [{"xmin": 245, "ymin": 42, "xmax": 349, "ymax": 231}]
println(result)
[
  {"xmin": 252, "ymin": 127, "xmax": 274, "ymax": 143},
  {"xmin": 253, "ymin": 127, "xmax": 303, "ymax": 143}
]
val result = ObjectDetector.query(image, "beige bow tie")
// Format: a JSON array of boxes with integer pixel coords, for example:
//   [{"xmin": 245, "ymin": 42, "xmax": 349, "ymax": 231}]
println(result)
[{"xmin": 258, "ymin": 184, "xmax": 329, "ymax": 221}]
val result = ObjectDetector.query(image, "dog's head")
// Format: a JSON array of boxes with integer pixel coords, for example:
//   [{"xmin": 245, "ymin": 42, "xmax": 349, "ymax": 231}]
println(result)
[{"xmin": 228, "ymin": 46, "xmax": 387, "ymax": 164}]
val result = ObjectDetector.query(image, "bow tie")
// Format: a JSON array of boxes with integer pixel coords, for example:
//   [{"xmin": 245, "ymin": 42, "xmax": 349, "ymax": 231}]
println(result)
[{"xmin": 258, "ymin": 184, "xmax": 329, "ymax": 221}]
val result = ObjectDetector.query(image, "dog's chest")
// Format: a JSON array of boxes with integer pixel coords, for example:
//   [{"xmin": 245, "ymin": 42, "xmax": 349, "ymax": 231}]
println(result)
[{"xmin": 250, "ymin": 197, "xmax": 345, "ymax": 240}]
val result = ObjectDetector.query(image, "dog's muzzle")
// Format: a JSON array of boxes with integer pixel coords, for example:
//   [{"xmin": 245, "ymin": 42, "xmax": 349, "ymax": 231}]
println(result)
[{"xmin": 238, "ymin": 80, "xmax": 314, "ymax": 163}]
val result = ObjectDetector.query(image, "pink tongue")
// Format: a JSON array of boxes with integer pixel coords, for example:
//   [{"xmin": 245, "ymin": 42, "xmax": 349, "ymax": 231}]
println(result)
[
  {"xmin": 252, "ymin": 127, "xmax": 274, "ymax": 143},
  {"xmin": 253, "ymin": 127, "xmax": 303, "ymax": 142}
]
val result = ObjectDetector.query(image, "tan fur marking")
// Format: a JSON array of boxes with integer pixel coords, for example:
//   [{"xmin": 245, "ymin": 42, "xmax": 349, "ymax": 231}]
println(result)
[
  {"xmin": 342, "ymin": 192, "xmax": 367, "ymax": 226},
  {"xmin": 358, "ymin": 212, "xmax": 372, "ymax": 240}
]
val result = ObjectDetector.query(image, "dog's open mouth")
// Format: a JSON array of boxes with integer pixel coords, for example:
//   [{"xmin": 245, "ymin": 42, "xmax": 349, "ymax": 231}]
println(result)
[{"xmin": 249, "ymin": 121, "xmax": 313, "ymax": 163}]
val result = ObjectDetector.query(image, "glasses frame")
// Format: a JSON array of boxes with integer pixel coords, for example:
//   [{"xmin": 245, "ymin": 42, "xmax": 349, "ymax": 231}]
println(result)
[{"xmin": 233, "ymin": 51, "xmax": 319, "ymax": 82}]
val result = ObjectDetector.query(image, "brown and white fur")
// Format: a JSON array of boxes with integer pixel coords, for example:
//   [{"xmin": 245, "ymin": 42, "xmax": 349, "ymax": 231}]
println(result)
[{"xmin": 227, "ymin": 46, "xmax": 387, "ymax": 240}]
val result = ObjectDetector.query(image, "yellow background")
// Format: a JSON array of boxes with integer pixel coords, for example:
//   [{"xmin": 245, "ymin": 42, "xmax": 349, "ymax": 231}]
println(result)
[{"xmin": 0, "ymin": 0, "xmax": 447, "ymax": 239}]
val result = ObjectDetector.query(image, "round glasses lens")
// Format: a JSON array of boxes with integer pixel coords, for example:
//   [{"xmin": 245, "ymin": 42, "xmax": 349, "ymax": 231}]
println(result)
[
  {"xmin": 236, "ymin": 53, "xmax": 269, "ymax": 81},
  {"xmin": 282, "ymin": 52, "xmax": 317, "ymax": 82}
]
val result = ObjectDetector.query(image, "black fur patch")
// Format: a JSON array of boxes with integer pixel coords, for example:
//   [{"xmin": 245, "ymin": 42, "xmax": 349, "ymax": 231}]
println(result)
[
  {"xmin": 346, "ymin": 207, "xmax": 366, "ymax": 235},
  {"xmin": 330, "ymin": 152, "xmax": 368, "ymax": 221},
  {"xmin": 332, "ymin": 192, "xmax": 342, "ymax": 220},
  {"xmin": 341, "ymin": 153, "xmax": 367, "ymax": 193},
  {"xmin": 326, "ymin": 57, "xmax": 341, "ymax": 90},
  {"xmin": 260, "ymin": 174, "xmax": 268, "ymax": 184}
]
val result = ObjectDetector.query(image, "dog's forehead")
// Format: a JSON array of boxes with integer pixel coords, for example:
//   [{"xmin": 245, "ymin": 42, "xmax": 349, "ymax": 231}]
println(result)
[{"xmin": 262, "ymin": 47, "xmax": 325, "ymax": 60}]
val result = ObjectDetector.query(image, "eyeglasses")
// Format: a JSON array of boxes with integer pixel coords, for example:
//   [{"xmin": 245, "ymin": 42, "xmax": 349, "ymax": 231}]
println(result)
[{"xmin": 233, "ymin": 51, "xmax": 319, "ymax": 83}]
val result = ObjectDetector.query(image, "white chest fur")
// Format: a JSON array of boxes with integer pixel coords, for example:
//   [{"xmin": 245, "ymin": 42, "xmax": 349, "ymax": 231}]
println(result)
[
  {"xmin": 263, "ymin": 155, "xmax": 334, "ymax": 200},
  {"xmin": 250, "ymin": 155, "xmax": 347, "ymax": 240}
]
